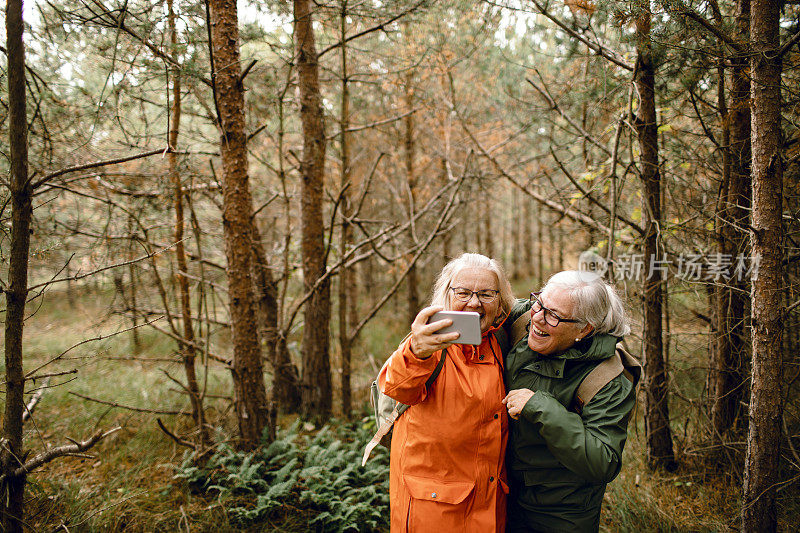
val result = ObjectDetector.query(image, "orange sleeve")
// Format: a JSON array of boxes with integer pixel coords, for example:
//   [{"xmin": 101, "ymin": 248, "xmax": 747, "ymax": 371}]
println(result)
[{"xmin": 378, "ymin": 335, "xmax": 443, "ymax": 406}]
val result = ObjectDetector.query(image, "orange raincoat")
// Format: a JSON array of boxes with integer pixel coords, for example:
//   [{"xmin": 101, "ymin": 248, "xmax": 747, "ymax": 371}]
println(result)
[{"xmin": 378, "ymin": 329, "xmax": 509, "ymax": 532}]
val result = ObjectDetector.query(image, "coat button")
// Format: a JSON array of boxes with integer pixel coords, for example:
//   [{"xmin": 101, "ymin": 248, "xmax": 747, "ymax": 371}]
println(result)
[
  {"xmin": 534, "ymin": 364, "xmax": 540, "ymax": 370},
  {"xmin": 489, "ymin": 476, "xmax": 495, "ymax": 482},
  {"xmin": 494, "ymin": 414, "xmax": 498, "ymax": 419},
  {"xmin": 431, "ymin": 492, "xmax": 437, "ymax": 498},
  {"xmin": 555, "ymin": 370, "xmax": 560, "ymax": 376},
  {"xmin": 479, "ymin": 355, "xmax": 485, "ymax": 360}
]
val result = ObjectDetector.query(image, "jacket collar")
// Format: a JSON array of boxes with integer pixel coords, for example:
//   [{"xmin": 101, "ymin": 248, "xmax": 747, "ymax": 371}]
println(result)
[{"xmin": 548, "ymin": 333, "xmax": 620, "ymax": 362}]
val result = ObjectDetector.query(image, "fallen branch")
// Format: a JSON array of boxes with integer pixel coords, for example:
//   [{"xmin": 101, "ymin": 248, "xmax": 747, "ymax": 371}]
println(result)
[{"xmin": 0, "ymin": 426, "xmax": 122, "ymax": 483}]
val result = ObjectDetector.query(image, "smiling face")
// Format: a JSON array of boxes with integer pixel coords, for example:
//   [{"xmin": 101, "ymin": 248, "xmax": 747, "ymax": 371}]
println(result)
[
  {"xmin": 448, "ymin": 267, "xmax": 501, "ymax": 334},
  {"xmin": 527, "ymin": 287, "xmax": 593, "ymax": 355}
]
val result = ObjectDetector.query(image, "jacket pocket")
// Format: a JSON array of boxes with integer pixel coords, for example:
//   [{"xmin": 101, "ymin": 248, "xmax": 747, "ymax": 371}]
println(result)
[{"xmin": 403, "ymin": 473, "xmax": 475, "ymax": 504}]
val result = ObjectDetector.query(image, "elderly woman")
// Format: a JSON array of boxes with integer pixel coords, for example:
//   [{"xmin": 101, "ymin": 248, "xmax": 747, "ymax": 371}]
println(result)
[
  {"xmin": 378, "ymin": 253, "xmax": 515, "ymax": 532},
  {"xmin": 502, "ymin": 270, "xmax": 635, "ymax": 532}
]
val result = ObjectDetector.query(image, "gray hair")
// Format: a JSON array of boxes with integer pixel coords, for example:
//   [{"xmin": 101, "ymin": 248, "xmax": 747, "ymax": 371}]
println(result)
[
  {"xmin": 543, "ymin": 270, "xmax": 630, "ymax": 337},
  {"xmin": 430, "ymin": 253, "xmax": 515, "ymax": 322}
]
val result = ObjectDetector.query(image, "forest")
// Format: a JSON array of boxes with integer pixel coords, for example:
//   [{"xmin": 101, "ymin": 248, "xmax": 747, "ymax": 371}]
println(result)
[{"xmin": 1, "ymin": 0, "xmax": 799, "ymax": 530}]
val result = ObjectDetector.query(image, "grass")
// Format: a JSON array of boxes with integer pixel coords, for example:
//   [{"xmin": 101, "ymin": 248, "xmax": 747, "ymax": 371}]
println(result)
[{"xmin": 2, "ymin": 281, "xmax": 796, "ymax": 531}]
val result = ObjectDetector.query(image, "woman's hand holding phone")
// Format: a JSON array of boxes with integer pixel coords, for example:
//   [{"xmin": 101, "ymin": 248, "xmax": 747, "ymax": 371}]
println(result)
[{"xmin": 409, "ymin": 306, "xmax": 461, "ymax": 359}]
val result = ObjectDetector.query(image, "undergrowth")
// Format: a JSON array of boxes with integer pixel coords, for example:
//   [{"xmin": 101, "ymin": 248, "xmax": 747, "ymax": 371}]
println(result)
[{"xmin": 175, "ymin": 418, "xmax": 390, "ymax": 532}]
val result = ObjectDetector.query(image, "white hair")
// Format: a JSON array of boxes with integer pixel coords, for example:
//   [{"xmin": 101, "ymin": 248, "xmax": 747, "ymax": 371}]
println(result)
[
  {"xmin": 543, "ymin": 270, "xmax": 630, "ymax": 337},
  {"xmin": 430, "ymin": 253, "xmax": 515, "ymax": 322}
]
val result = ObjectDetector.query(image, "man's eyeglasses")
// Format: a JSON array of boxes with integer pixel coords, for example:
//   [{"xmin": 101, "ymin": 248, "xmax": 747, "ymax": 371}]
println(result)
[
  {"xmin": 450, "ymin": 287, "xmax": 500, "ymax": 304},
  {"xmin": 529, "ymin": 292, "xmax": 583, "ymax": 328}
]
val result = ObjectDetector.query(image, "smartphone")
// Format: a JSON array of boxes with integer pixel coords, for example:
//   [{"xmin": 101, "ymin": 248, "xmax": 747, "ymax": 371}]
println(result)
[{"xmin": 428, "ymin": 310, "xmax": 482, "ymax": 346}]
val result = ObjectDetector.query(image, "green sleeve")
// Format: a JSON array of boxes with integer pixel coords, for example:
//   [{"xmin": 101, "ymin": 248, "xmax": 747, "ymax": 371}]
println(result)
[
  {"xmin": 520, "ymin": 374, "xmax": 635, "ymax": 483},
  {"xmin": 504, "ymin": 299, "xmax": 531, "ymax": 330}
]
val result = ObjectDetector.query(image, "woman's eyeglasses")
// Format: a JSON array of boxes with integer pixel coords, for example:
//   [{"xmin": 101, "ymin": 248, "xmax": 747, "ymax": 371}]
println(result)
[
  {"xmin": 529, "ymin": 292, "xmax": 582, "ymax": 327},
  {"xmin": 450, "ymin": 287, "xmax": 499, "ymax": 304}
]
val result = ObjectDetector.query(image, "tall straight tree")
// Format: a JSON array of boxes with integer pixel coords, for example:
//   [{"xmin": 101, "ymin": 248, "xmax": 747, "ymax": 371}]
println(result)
[
  {"xmin": 2, "ymin": 0, "xmax": 32, "ymax": 529},
  {"xmin": 743, "ymin": 0, "xmax": 783, "ymax": 528},
  {"xmin": 633, "ymin": 4, "xmax": 675, "ymax": 471},
  {"xmin": 168, "ymin": 0, "xmax": 208, "ymax": 447},
  {"xmin": 208, "ymin": 0, "xmax": 271, "ymax": 448},
  {"xmin": 404, "ymin": 64, "xmax": 420, "ymax": 326},
  {"xmin": 711, "ymin": 0, "xmax": 751, "ymax": 441},
  {"xmin": 337, "ymin": 0, "xmax": 357, "ymax": 416},
  {"xmin": 295, "ymin": 0, "xmax": 332, "ymax": 420}
]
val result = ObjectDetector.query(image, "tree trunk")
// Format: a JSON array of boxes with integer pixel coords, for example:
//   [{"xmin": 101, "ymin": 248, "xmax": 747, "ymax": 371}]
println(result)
[
  {"xmin": 511, "ymin": 190, "xmax": 521, "ymax": 279},
  {"xmin": 404, "ymin": 66, "xmax": 420, "ymax": 326},
  {"xmin": 295, "ymin": 0, "xmax": 332, "ymax": 421},
  {"xmin": 484, "ymin": 188, "xmax": 494, "ymax": 258},
  {"xmin": 209, "ymin": 0, "xmax": 270, "ymax": 448},
  {"xmin": 338, "ymin": 1, "xmax": 354, "ymax": 416},
  {"xmin": 712, "ymin": 0, "xmax": 751, "ymax": 442},
  {"xmin": 535, "ymin": 201, "xmax": 543, "ymax": 285},
  {"xmin": 250, "ymin": 219, "xmax": 299, "ymax": 416},
  {"xmin": 743, "ymin": 0, "xmax": 783, "ymax": 529},
  {"xmin": 523, "ymin": 197, "xmax": 533, "ymax": 278},
  {"xmin": 248, "ymin": 224, "xmax": 282, "ymax": 437},
  {"xmin": 168, "ymin": 0, "xmax": 208, "ymax": 448},
  {"xmin": 634, "ymin": 8, "xmax": 675, "ymax": 471},
  {"xmin": 1, "ymin": 0, "xmax": 30, "ymax": 528}
]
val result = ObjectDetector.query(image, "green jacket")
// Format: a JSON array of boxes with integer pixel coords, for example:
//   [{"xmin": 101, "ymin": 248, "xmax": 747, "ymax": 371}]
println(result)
[{"xmin": 503, "ymin": 300, "xmax": 635, "ymax": 532}]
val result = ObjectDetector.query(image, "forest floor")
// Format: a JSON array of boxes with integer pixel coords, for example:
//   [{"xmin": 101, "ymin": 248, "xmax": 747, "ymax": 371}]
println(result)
[{"xmin": 5, "ymin": 283, "xmax": 795, "ymax": 531}]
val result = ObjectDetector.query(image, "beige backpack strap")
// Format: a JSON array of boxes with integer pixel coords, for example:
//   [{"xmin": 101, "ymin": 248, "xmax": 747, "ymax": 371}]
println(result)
[
  {"xmin": 574, "ymin": 343, "xmax": 642, "ymax": 413},
  {"xmin": 362, "ymin": 404, "xmax": 400, "ymax": 466},
  {"xmin": 510, "ymin": 313, "xmax": 531, "ymax": 347},
  {"xmin": 615, "ymin": 344, "xmax": 642, "ymax": 387},
  {"xmin": 574, "ymin": 350, "xmax": 624, "ymax": 413}
]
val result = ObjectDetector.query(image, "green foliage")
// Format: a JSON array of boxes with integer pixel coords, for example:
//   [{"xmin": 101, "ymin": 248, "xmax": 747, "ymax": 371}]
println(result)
[{"xmin": 175, "ymin": 419, "xmax": 390, "ymax": 532}]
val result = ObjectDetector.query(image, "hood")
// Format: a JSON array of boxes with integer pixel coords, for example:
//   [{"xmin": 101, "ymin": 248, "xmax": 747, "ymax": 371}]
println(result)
[{"xmin": 553, "ymin": 333, "xmax": 620, "ymax": 362}]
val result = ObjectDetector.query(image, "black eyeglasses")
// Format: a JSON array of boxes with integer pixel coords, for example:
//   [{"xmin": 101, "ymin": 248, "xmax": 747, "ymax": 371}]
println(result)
[
  {"xmin": 450, "ymin": 287, "xmax": 500, "ymax": 304},
  {"xmin": 529, "ymin": 292, "xmax": 582, "ymax": 327}
]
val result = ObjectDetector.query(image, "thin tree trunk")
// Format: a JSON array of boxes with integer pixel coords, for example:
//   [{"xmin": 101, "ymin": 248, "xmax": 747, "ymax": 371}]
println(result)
[
  {"xmin": 511, "ymin": 190, "xmax": 520, "ymax": 279},
  {"xmin": 404, "ymin": 65, "xmax": 420, "ymax": 325},
  {"xmin": 556, "ymin": 221, "xmax": 564, "ymax": 272},
  {"xmin": 127, "ymin": 217, "xmax": 142, "ymax": 353},
  {"xmin": 338, "ymin": 0, "xmax": 354, "ymax": 416},
  {"xmin": 712, "ymin": 0, "xmax": 751, "ymax": 441},
  {"xmin": 743, "ymin": 0, "xmax": 783, "ymax": 528},
  {"xmin": 535, "ymin": 201, "xmax": 543, "ymax": 285},
  {"xmin": 209, "ymin": 0, "xmax": 270, "ymax": 448},
  {"xmin": 484, "ymin": 189, "xmax": 494, "ymax": 258},
  {"xmin": 1, "ymin": 0, "xmax": 30, "ymax": 528},
  {"xmin": 295, "ymin": 0, "xmax": 332, "ymax": 421},
  {"xmin": 249, "ymin": 224, "xmax": 281, "ymax": 437},
  {"xmin": 168, "ymin": 0, "xmax": 208, "ymax": 448},
  {"xmin": 634, "ymin": 7, "xmax": 675, "ymax": 471},
  {"xmin": 523, "ymin": 197, "xmax": 533, "ymax": 277}
]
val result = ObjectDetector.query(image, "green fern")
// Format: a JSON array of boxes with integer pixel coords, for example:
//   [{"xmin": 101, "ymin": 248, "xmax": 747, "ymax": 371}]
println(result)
[{"xmin": 174, "ymin": 417, "xmax": 390, "ymax": 532}]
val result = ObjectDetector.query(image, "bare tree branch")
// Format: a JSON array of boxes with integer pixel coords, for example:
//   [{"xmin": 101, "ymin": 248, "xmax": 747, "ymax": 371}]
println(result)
[
  {"xmin": 524, "ymin": 0, "xmax": 634, "ymax": 70},
  {"xmin": 32, "ymin": 147, "xmax": 170, "ymax": 189},
  {"xmin": 317, "ymin": 0, "xmax": 427, "ymax": 59},
  {"xmin": 0, "ymin": 427, "xmax": 122, "ymax": 483},
  {"xmin": 22, "ymin": 378, "xmax": 50, "ymax": 423},
  {"xmin": 69, "ymin": 392, "xmax": 190, "ymax": 415},
  {"xmin": 27, "ymin": 242, "xmax": 180, "ymax": 291},
  {"xmin": 156, "ymin": 418, "xmax": 195, "ymax": 449}
]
